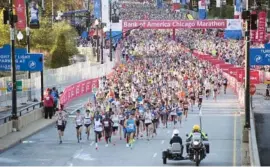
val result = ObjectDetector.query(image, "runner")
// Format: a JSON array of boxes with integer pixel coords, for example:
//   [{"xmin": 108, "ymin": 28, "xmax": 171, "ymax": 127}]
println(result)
[
  {"xmin": 55, "ymin": 109, "xmax": 67, "ymax": 144},
  {"xmin": 94, "ymin": 115, "xmax": 103, "ymax": 149},
  {"xmin": 144, "ymin": 109, "xmax": 153, "ymax": 140},
  {"xmin": 125, "ymin": 114, "xmax": 136, "ymax": 148},
  {"xmin": 84, "ymin": 110, "xmax": 92, "ymax": 140},
  {"xmin": 74, "ymin": 110, "xmax": 83, "ymax": 143},
  {"xmin": 102, "ymin": 113, "xmax": 114, "ymax": 147}
]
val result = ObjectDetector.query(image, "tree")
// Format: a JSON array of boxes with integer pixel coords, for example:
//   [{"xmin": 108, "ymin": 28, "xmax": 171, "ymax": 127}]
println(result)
[
  {"xmin": 52, "ymin": 22, "xmax": 78, "ymax": 58},
  {"xmin": 30, "ymin": 17, "xmax": 55, "ymax": 51},
  {"xmin": 0, "ymin": 9, "xmax": 10, "ymax": 47},
  {"xmin": 50, "ymin": 33, "xmax": 69, "ymax": 68}
]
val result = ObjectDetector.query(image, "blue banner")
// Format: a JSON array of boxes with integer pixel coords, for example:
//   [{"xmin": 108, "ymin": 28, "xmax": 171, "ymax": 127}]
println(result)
[
  {"xmin": 0, "ymin": 45, "xmax": 43, "ymax": 71},
  {"xmin": 250, "ymin": 44, "xmax": 270, "ymax": 65},
  {"xmin": 94, "ymin": 0, "xmax": 101, "ymax": 19},
  {"xmin": 199, "ymin": 9, "xmax": 207, "ymax": 20},
  {"xmin": 235, "ymin": 0, "xmax": 241, "ymax": 12},
  {"xmin": 157, "ymin": 0, "xmax": 163, "ymax": 8},
  {"xmin": 106, "ymin": 31, "xmax": 122, "ymax": 45},
  {"xmin": 181, "ymin": 0, "xmax": 186, "ymax": 5}
]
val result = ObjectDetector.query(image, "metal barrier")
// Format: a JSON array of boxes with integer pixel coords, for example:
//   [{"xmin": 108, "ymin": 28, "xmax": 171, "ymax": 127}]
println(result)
[
  {"xmin": 1, "ymin": 102, "xmax": 42, "ymax": 124},
  {"xmin": 0, "ymin": 51, "xmax": 115, "ymax": 105}
]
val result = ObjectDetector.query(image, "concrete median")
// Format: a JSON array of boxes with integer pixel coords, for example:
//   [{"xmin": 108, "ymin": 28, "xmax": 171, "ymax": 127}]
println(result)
[
  {"xmin": 249, "ymin": 108, "xmax": 261, "ymax": 167},
  {"xmin": 0, "ymin": 121, "xmax": 13, "ymax": 138},
  {"xmin": 17, "ymin": 108, "xmax": 43, "ymax": 130}
]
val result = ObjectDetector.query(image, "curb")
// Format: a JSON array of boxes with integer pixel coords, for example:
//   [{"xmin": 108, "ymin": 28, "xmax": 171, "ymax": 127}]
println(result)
[{"xmin": 0, "ymin": 119, "xmax": 55, "ymax": 154}]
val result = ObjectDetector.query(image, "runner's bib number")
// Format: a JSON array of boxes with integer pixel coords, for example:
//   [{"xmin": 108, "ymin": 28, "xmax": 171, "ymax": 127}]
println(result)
[
  {"xmin": 128, "ymin": 123, "xmax": 134, "ymax": 130},
  {"xmin": 104, "ymin": 121, "xmax": 109, "ymax": 127},
  {"xmin": 57, "ymin": 119, "xmax": 63, "ymax": 126}
]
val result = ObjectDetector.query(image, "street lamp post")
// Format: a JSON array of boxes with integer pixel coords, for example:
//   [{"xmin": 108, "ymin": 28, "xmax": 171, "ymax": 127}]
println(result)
[
  {"xmin": 95, "ymin": 19, "xmax": 100, "ymax": 62},
  {"xmin": 109, "ymin": 0, "xmax": 112, "ymax": 62},
  {"xmin": 9, "ymin": 0, "xmax": 18, "ymax": 120},
  {"xmin": 101, "ymin": 26, "xmax": 108, "ymax": 64},
  {"xmin": 100, "ymin": 25, "xmax": 104, "ymax": 64},
  {"xmin": 26, "ymin": 0, "xmax": 31, "ymax": 101}
]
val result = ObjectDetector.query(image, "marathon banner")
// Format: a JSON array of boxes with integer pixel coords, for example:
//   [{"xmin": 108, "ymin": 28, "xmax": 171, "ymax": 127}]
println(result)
[
  {"xmin": 122, "ymin": 20, "xmax": 227, "ymax": 30},
  {"xmin": 257, "ymin": 11, "xmax": 267, "ymax": 43},
  {"xmin": 60, "ymin": 78, "xmax": 99, "ymax": 106},
  {"xmin": 15, "ymin": 0, "xmax": 26, "ymax": 30},
  {"xmin": 235, "ymin": 69, "xmax": 260, "ymax": 84}
]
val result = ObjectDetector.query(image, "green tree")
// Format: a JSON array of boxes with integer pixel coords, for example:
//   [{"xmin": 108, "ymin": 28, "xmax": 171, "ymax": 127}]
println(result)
[
  {"xmin": 52, "ymin": 22, "xmax": 78, "ymax": 58},
  {"xmin": 0, "ymin": 9, "xmax": 10, "ymax": 47},
  {"xmin": 50, "ymin": 33, "xmax": 69, "ymax": 68},
  {"xmin": 30, "ymin": 17, "xmax": 55, "ymax": 51}
]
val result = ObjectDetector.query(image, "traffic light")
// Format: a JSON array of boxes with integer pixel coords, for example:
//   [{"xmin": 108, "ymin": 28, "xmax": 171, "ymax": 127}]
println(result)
[
  {"xmin": 250, "ymin": 12, "xmax": 258, "ymax": 30},
  {"xmin": 3, "ymin": 8, "xmax": 9, "ymax": 24}
]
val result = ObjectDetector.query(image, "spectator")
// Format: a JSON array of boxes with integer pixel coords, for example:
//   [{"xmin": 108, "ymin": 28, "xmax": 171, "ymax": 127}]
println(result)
[{"xmin": 44, "ymin": 88, "xmax": 54, "ymax": 119}]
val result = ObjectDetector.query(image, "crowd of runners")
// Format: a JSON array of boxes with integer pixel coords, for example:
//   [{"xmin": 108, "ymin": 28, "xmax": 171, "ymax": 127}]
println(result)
[
  {"xmin": 52, "ymin": 0, "xmax": 270, "ymax": 150},
  {"xmin": 54, "ymin": 29, "xmax": 228, "ymax": 149}
]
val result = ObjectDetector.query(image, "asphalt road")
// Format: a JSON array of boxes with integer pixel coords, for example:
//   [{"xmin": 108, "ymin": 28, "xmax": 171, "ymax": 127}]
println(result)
[
  {"xmin": 0, "ymin": 88, "xmax": 242, "ymax": 166},
  {"xmin": 252, "ymin": 94, "xmax": 270, "ymax": 166}
]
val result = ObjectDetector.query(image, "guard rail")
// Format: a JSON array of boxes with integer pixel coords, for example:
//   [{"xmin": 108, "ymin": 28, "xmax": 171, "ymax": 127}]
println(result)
[{"xmin": 0, "ymin": 102, "xmax": 43, "ymax": 124}]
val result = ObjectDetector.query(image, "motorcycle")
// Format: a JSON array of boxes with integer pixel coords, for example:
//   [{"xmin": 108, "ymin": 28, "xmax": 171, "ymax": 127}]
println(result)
[
  {"xmin": 162, "ymin": 133, "xmax": 209, "ymax": 166},
  {"xmin": 186, "ymin": 132, "xmax": 209, "ymax": 166}
]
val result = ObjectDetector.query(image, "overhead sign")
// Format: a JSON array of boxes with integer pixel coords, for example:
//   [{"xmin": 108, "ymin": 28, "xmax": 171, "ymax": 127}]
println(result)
[
  {"xmin": 250, "ymin": 43, "xmax": 270, "ymax": 65},
  {"xmin": 0, "ymin": 44, "xmax": 43, "ymax": 71},
  {"xmin": 122, "ymin": 20, "xmax": 227, "ymax": 30}
]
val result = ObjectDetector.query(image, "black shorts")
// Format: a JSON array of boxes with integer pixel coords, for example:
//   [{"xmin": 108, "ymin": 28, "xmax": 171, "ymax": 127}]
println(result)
[
  {"xmin": 223, "ymin": 84, "xmax": 227, "ymax": 87},
  {"xmin": 145, "ymin": 123, "xmax": 151, "ymax": 127},
  {"xmin": 113, "ymin": 126, "xmax": 118, "ymax": 131},
  {"xmin": 76, "ymin": 125, "xmax": 82, "ymax": 129},
  {"xmin": 152, "ymin": 119, "xmax": 158, "ymax": 123},
  {"xmin": 136, "ymin": 120, "xmax": 140, "ymax": 126},
  {"xmin": 85, "ymin": 124, "xmax": 91, "ymax": 128},
  {"xmin": 198, "ymin": 98, "xmax": 203, "ymax": 103},
  {"xmin": 206, "ymin": 90, "xmax": 210, "ymax": 94},
  {"xmin": 57, "ymin": 125, "xmax": 65, "ymax": 131},
  {"xmin": 214, "ymin": 89, "xmax": 217, "ymax": 92},
  {"xmin": 120, "ymin": 120, "xmax": 125, "ymax": 126},
  {"xmin": 184, "ymin": 108, "xmax": 188, "ymax": 112},
  {"xmin": 190, "ymin": 96, "xmax": 195, "ymax": 101}
]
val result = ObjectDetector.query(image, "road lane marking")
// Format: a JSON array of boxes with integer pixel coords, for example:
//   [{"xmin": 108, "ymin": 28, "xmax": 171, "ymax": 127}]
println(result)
[
  {"xmin": 153, "ymin": 153, "xmax": 157, "ymax": 158},
  {"xmin": 233, "ymin": 110, "xmax": 237, "ymax": 166},
  {"xmin": 69, "ymin": 163, "xmax": 73, "ymax": 166},
  {"xmin": 161, "ymin": 140, "xmax": 164, "ymax": 144},
  {"xmin": 90, "ymin": 141, "xmax": 94, "ymax": 146}
]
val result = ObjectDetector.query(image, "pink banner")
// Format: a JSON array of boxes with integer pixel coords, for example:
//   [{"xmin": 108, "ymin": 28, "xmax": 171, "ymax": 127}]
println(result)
[
  {"xmin": 60, "ymin": 78, "xmax": 99, "ymax": 106},
  {"xmin": 122, "ymin": 20, "xmax": 227, "ymax": 30},
  {"xmin": 15, "ymin": 0, "xmax": 26, "ymax": 30},
  {"xmin": 257, "ymin": 11, "xmax": 267, "ymax": 43}
]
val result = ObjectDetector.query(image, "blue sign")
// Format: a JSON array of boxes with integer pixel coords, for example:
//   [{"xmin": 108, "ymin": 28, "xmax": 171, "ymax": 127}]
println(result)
[
  {"xmin": 94, "ymin": 0, "xmax": 101, "ymax": 19},
  {"xmin": 156, "ymin": 0, "xmax": 163, "ymax": 8},
  {"xmin": 250, "ymin": 43, "xmax": 270, "ymax": 65},
  {"xmin": 0, "ymin": 44, "xmax": 43, "ymax": 71}
]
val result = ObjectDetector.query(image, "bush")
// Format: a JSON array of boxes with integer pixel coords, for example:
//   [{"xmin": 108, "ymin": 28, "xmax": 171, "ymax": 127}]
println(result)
[{"xmin": 50, "ymin": 33, "xmax": 70, "ymax": 68}]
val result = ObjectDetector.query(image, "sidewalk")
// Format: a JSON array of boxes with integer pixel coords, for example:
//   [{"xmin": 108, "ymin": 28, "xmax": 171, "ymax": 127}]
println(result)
[
  {"xmin": 252, "ymin": 83, "xmax": 270, "ymax": 166},
  {"xmin": 0, "ymin": 118, "xmax": 55, "ymax": 153}
]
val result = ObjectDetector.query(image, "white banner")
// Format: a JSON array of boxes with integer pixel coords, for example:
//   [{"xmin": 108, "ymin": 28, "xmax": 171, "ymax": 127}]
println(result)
[
  {"xmin": 111, "ymin": 20, "xmax": 122, "ymax": 31},
  {"xmin": 172, "ymin": 0, "xmax": 179, "ymax": 3},
  {"xmin": 102, "ymin": 0, "xmax": 110, "ymax": 26},
  {"xmin": 216, "ymin": 0, "xmax": 221, "ymax": 7},
  {"xmin": 226, "ymin": 19, "xmax": 242, "ymax": 30}
]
